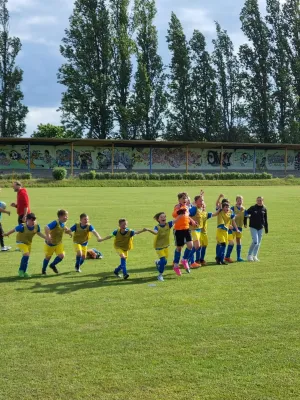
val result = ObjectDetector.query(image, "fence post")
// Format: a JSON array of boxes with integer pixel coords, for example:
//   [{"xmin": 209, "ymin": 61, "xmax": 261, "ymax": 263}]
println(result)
[
  {"xmin": 71, "ymin": 142, "xmax": 74, "ymax": 176},
  {"xmin": 186, "ymin": 145, "xmax": 189, "ymax": 173},
  {"xmin": 149, "ymin": 146, "xmax": 152, "ymax": 174},
  {"xmin": 220, "ymin": 146, "xmax": 223, "ymax": 173},
  {"xmin": 253, "ymin": 148, "xmax": 256, "ymax": 173},
  {"xmin": 27, "ymin": 142, "xmax": 31, "ymax": 172},
  {"xmin": 285, "ymin": 147, "xmax": 288, "ymax": 176},
  {"xmin": 111, "ymin": 143, "xmax": 114, "ymax": 174}
]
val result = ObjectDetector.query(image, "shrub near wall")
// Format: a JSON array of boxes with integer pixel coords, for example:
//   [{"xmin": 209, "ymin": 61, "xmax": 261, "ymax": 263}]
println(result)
[
  {"xmin": 0, "ymin": 173, "xmax": 32, "ymax": 180},
  {"xmin": 78, "ymin": 171, "xmax": 273, "ymax": 180}
]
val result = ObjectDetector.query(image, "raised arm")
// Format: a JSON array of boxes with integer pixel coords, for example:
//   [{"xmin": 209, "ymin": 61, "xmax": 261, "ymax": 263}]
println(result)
[
  {"xmin": 216, "ymin": 194, "xmax": 224, "ymax": 209},
  {"xmin": 3, "ymin": 228, "xmax": 16, "ymax": 237}
]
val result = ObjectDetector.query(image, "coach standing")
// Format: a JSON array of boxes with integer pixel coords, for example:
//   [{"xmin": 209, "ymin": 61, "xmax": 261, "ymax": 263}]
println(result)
[
  {"xmin": 246, "ymin": 196, "xmax": 268, "ymax": 262},
  {"xmin": 10, "ymin": 181, "xmax": 31, "ymax": 224}
]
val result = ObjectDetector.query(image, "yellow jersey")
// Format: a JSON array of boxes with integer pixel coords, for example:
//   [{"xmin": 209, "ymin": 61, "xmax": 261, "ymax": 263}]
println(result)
[{"xmin": 16, "ymin": 223, "xmax": 39, "ymax": 244}]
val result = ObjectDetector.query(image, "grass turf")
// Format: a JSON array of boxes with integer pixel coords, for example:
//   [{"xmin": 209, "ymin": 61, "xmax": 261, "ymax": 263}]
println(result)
[{"xmin": 0, "ymin": 187, "xmax": 299, "ymax": 400}]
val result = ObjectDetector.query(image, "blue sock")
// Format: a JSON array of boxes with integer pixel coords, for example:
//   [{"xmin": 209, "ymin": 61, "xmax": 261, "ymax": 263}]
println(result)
[
  {"xmin": 200, "ymin": 247, "xmax": 206, "ymax": 261},
  {"xmin": 183, "ymin": 248, "xmax": 192, "ymax": 260},
  {"xmin": 220, "ymin": 245, "xmax": 226, "ymax": 261},
  {"xmin": 120, "ymin": 258, "xmax": 127, "ymax": 275},
  {"xmin": 20, "ymin": 256, "xmax": 29, "ymax": 272},
  {"xmin": 189, "ymin": 247, "xmax": 196, "ymax": 263},
  {"xmin": 216, "ymin": 244, "xmax": 221, "ymax": 259},
  {"xmin": 80, "ymin": 258, "xmax": 85, "ymax": 266},
  {"xmin": 237, "ymin": 245, "xmax": 242, "ymax": 259},
  {"xmin": 51, "ymin": 256, "xmax": 63, "ymax": 267},
  {"xmin": 42, "ymin": 258, "xmax": 50, "ymax": 272},
  {"xmin": 158, "ymin": 257, "xmax": 167, "ymax": 274},
  {"xmin": 216, "ymin": 244, "xmax": 219, "ymax": 258},
  {"xmin": 114, "ymin": 265, "xmax": 122, "ymax": 274},
  {"xmin": 75, "ymin": 256, "xmax": 81, "ymax": 268},
  {"xmin": 195, "ymin": 248, "xmax": 201, "ymax": 261},
  {"xmin": 174, "ymin": 250, "xmax": 181, "ymax": 264},
  {"xmin": 226, "ymin": 244, "xmax": 234, "ymax": 258}
]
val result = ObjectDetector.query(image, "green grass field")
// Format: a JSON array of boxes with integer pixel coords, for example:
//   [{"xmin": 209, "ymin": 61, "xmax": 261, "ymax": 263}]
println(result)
[{"xmin": 0, "ymin": 187, "xmax": 299, "ymax": 400}]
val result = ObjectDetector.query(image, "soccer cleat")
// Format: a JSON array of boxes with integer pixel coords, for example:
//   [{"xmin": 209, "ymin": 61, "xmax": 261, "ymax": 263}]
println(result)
[
  {"xmin": 253, "ymin": 256, "xmax": 260, "ymax": 262},
  {"xmin": 18, "ymin": 270, "xmax": 25, "ymax": 278},
  {"xmin": 237, "ymin": 257, "xmax": 244, "ymax": 262},
  {"xmin": 173, "ymin": 266, "xmax": 182, "ymax": 276},
  {"xmin": 113, "ymin": 269, "xmax": 122, "ymax": 278},
  {"xmin": 1, "ymin": 246, "xmax": 11, "ymax": 251},
  {"xmin": 247, "ymin": 255, "xmax": 254, "ymax": 262},
  {"xmin": 157, "ymin": 274, "xmax": 164, "ymax": 282},
  {"xmin": 215, "ymin": 257, "xmax": 221, "ymax": 265},
  {"xmin": 200, "ymin": 260, "xmax": 207, "ymax": 266},
  {"xmin": 190, "ymin": 262, "xmax": 201, "ymax": 269},
  {"xmin": 75, "ymin": 267, "xmax": 82, "ymax": 273},
  {"xmin": 42, "ymin": 270, "xmax": 47, "ymax": 275},
  {"xmin": 224, "ymin": 257, "xmax": 234, "ymax": 263},
  {"xmin": 23, "ymin": 272, "xmax": 31, "ymax": 278},
  {"xmin": 195, "ymin": 259, "xmax": 201, "ymax": 264},
  {"xmin": 220, "ymin": 261, "xmax": 228, "ymax": 265},
  {"xmin": 49, "ymin": 264, "xmax": 59, "ymax": 274},
  {"xmin": 123, "ymin": 274, "xmax": 130, "ymax": 280},
  {"xmin": 181, "ymin": 259, "xmax": 189, "ymax": 270}
]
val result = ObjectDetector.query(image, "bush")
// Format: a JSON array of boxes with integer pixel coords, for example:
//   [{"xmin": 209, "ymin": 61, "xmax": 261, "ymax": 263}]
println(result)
[
  {"xmin": 127, "ymin": 172, "xmax": 139, "ymax": 180},
  {"xmin": 285, "ymin": 174, "xmax": 295, "ymax": 179},
  {"xmin": 52, "ymin": 167, "xmax": 67, "ymax": 181},
  {"xmin": 0, "ymin": 172, "xmax": 32, "ymax": 180},
  {"xmin": 149, "ymin": 173, "xmax": 160, "ymax": 180}
]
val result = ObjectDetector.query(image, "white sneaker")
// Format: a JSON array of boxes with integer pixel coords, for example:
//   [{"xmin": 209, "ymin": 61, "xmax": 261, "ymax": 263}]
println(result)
[
  {"xmin": 247, "ymin": 255, "xmax": 254, "ymax": 262},
  {"xmin": 1, "ymin": 246, "xmax": 10, "ymax": 251},
  {"xmin": 253, "ymin": 256, "xmax": 260, "ymax": 262},
  {"xmin": 157, "ymin": 274, "xmax": 164, "ymax": 282}
]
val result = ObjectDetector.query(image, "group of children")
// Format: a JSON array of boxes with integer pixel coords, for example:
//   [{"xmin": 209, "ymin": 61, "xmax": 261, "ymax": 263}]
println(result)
[{"xmin": 0, "ymin": 190, "xmax": 250, "ymax": 281}]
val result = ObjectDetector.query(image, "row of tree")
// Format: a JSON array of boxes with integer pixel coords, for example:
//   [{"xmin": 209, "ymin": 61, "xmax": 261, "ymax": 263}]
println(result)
[{"xmin": 0, "ymin": 0, "xmax": 300, "ymax": 143}]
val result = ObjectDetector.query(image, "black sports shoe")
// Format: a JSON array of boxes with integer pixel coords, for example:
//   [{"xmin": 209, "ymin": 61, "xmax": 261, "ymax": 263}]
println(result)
[
  {"xmin": 42, "ymin": 270, "xmax": 47, "ymax": 275},
  {"xmin": 49, "ymin": 265, "xmax": 59, "ymax": 274},
  {"xmin": 220, "ymin": 261, "xmax": 228, "ymax": 265},
  {"xmin": 114, "ymin": 269, "xmax": 121, "ymax": 278},
  {"xmin": 123, "ymin": 274, "xmax": 130, "ymax": 280}
]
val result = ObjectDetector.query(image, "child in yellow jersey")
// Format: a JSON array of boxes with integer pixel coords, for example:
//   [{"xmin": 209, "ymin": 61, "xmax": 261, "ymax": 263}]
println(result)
[
  {"xmin": 225, "ymin": 195, "xmax": 248, "ymax": 263},
  {"xmin": 145, "ymin": 212, "xmax": 174, "ymax": 282},
  {"xmin": 70, "ymin": 213, "xmax": 102, "ymax": 272},
  {"xmin": 216, "ymin": 202, "xmax": 240, "ymax": 265},
  {"xmin": 196, "ymin": 202, "xmax": 219, "ymax": 266},
  {"xmin": 42, "ymin": 209, "xmax": 72, "ymax": 275},
  {"xmin": 172, "ymin": 192, "xmax": 197, "ymax": 276},
  {"xmin": 99, "ymin": 219, "xmax": 147, "ymax": 280},
  {"xmin": 188, "ymin": 195, "xmax": 204, "ymax": 268},
  {"xmin": 4, "ymin": 213, "xmax": 46, "ymax": 277}
]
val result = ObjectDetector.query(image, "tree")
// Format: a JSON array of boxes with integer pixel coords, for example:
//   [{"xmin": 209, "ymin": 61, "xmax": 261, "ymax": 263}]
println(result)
[
  {"xmin": 165, "ymin": 12, "xmax": 193, "ymax": 141},
  {"xmin": 58, "ymin": 0, "xmax": 113, "ymax": 139},
  {"xmin": 110, "ymin": 0, "xmax": 134, "ymax": 139},
  {"xmin": 212, "ymin": 23, "xmax": 246, "ymax": 142},
  {"xmin": 132, "ymin": 0, "xmax": 166, "ymax": 140},
  {"xmin": 31, "ymin": 123, "xmax": 80, "ymax": 138},
  {"xmin": 266, "ymin": 0, "xmax": 296, "ymax": 143},
  {"xmin": 239, "ymin": 0, "xmax": 276, "ymax": 143},
  {"xmin": 0, "ymin": 0, "xmax": 27, "ymax": 137},
  {"xmin": 190, "ymin": 29, "xmax": 221, "ymax": 141},
  {"xmin": 281, "ymin": 0, "xmax": 300, "ymax": 142}
]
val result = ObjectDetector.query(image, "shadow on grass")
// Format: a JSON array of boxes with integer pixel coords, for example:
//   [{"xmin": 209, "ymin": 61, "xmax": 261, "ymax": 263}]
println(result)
[
  {"xmin": 14, "ymin": 267, "xmax": 182, "ymax": 295},
  {"xmin": 0, "ymin": 271, "xmax": 73, "ymax": 284}
]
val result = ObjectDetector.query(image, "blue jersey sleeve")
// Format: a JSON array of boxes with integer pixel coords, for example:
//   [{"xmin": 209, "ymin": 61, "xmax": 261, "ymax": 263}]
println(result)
[
  {"xmin": 37, "ymin": 225, "xmax": 41, "ymax": 233},
  {"xmin": 89, "ymin": 225, "xmax": 95, "ymax": 232},
  {"xmin": 70, "ymin": 224, "xmax": 76, "ymax": 232},
  {"xmin": 207, "ymin": 212, "xmax": 213, "ymax": 219},
  {"xmin": 244, "ymin": 210, "xmax": 249, "ymax": 217},
  {"xmin": 189, "ymin": 206, "xmax": 197, "ymax": 217},
  {"xmin": 130, "ymin": 230, "xmax": 135, "ymax": 237},
  {"xmin": 154, "ymin": 226, "xmax": 158, "ymax": 232},
  {"xmin": 48, "ymin": 220, "xmax": 58, "ymax": 230},
  {"xmin": 231, "ymin": 213, "xmax": 235, "ymax": 219},
  {"xmin": 112, "ymin": 229, "xmax": 118, "ymax": 236},
  {"xmin": 168, "ymin": 221, "xmax": 174, "ymax": 228},
  {"xmin": 15, "ymin": 224, "xmax": 24, "ymax": 233}
]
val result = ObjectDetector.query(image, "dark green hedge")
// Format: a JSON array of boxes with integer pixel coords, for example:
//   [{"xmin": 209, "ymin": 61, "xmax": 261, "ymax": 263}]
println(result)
[
  {"xmin": 0, "ymin": 173, "xmax": 32, "ymax": 180},
  {"xmin": 78, "ymin": 171, "xmax": 273, "ymax": 180}
]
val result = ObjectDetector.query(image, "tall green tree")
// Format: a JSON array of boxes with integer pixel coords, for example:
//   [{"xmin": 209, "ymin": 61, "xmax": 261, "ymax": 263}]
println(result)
[
  {"xmin": 132, "ymin": 0, "xmax": 166, "ymax": 140},
  {"xmin": 240, "ymin": 0, "xmax": 276, "ymax": 143},
  {"xmin": 165, "ymin": 12, "xmax": 193, "ymax": 141},
  {"xmin": 266, "ymin": 0, "xmax": 296, "ymax": 143},
  {"xmin": 0, "ymin": 0, "xmax": 27, "ymax": 137},
  {"xmin": 212, "ymin": 23, "xmax": 246, "ymax": 142},
  {"xmin": 282, "ymin": 0, "xmax": 300, "ymax": 141},
  {"xmin": 58, "ymin": 0, "xmax": 113, "ymax": 139},
  {"xmin": 190, "ymin": 29, "xmax": 220, "ymax": 141},
  {"xmin": 110, "ymin": 0, "xmax": 134, "ymax": 139}
]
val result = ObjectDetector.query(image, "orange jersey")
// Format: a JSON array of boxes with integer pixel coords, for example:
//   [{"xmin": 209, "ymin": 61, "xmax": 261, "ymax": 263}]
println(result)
[{"xmin": 172, "ymin": 205, "xmax": 190, "ymax": 230}]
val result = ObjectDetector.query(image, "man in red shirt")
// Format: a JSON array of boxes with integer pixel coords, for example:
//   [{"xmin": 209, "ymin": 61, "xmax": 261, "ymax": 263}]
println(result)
[{"xmin": 10, "ymin": 181, "xmax": 31, "ymax": 224}]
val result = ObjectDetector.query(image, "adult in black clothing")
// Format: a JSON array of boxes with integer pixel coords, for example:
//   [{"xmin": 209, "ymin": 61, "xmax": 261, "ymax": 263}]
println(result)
[{"xmin": 246, "ymin": 196, "xmax": 268, "ymax": 262}]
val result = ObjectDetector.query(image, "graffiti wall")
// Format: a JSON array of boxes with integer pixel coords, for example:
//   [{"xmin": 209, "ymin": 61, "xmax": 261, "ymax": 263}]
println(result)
[{"xmin": 0, "ymin": 144, "xmax": 298, "ymax": 172}]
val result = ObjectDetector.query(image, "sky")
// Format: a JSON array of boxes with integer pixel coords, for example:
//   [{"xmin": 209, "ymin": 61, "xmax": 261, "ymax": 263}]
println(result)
[{"xmin": 6, "ymin": 0, "xmax": 276, "ymax": 136}]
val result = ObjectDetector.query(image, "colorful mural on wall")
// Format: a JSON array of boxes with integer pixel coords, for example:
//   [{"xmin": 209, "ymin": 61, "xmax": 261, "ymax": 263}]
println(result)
[{"xmin": 0, "ymin": 144, "xmax": 298, "ymax": 171}]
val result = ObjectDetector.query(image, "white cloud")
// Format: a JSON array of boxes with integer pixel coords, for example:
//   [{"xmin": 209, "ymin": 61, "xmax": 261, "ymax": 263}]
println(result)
[
  {"xmin": 7, "ymin": 0, "xmax": 36, "ymax": 12},
  {"xmin": 179, "ymin": 8, "xmax": 215, "ymax": 34},
  {"xmin": 25, "ymin": 107, "xmax": 62, "ymax": 137},
  {"xmin": 24, "ymin": 16, "xmax": 58, "ymax": 26}
]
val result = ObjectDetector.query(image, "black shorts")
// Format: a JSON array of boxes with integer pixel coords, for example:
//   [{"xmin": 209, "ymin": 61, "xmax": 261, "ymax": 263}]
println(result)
[
  {"xmin": 174, "ymin": 229, "xmax": 192, "ymax": 247},
  {"xmin": 18, "ymin": 215, "xmax": 24, "ymax": 224}
]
